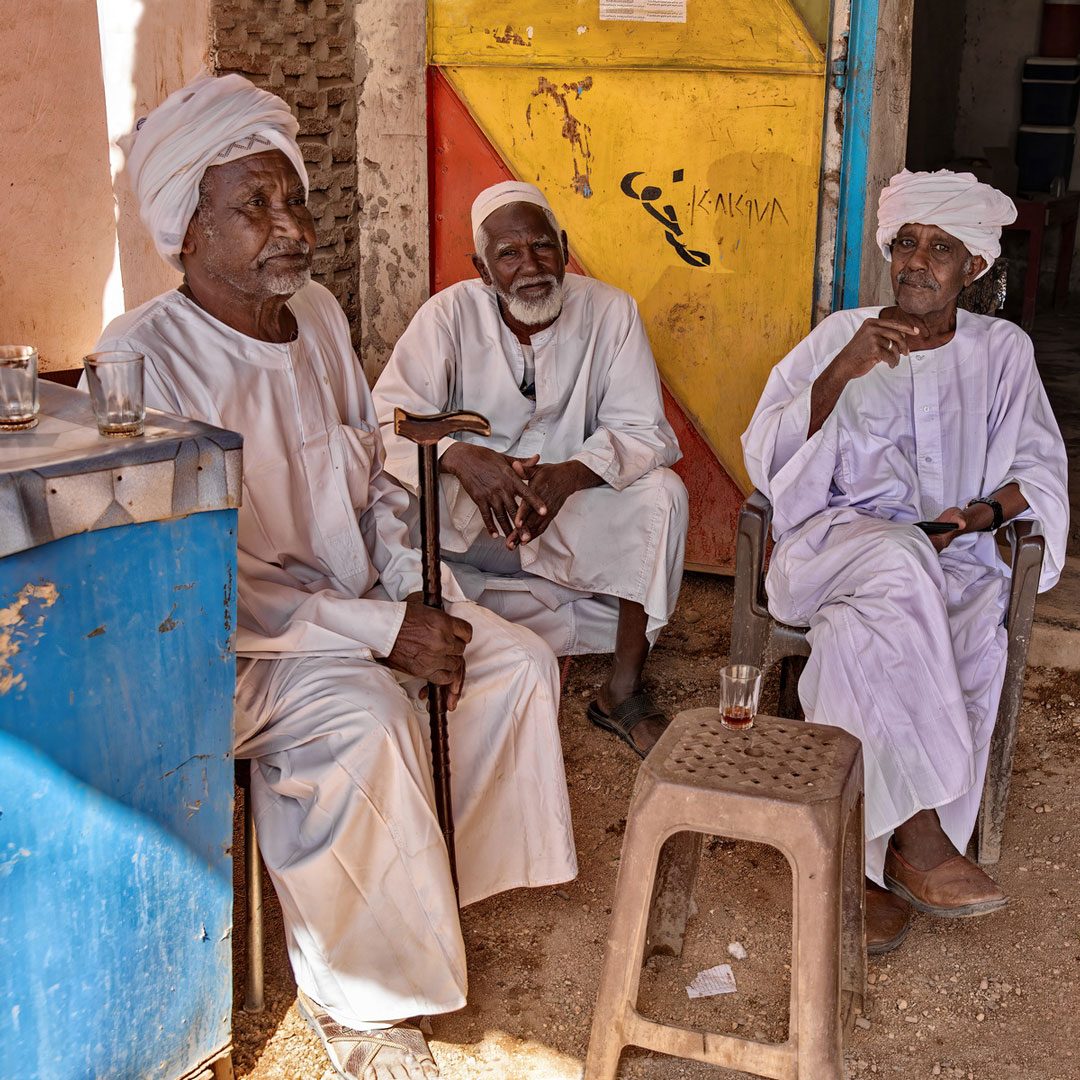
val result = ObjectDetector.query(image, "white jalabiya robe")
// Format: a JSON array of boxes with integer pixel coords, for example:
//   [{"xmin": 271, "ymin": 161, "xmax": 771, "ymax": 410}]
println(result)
[
  {"xmin": 96, "ymin": 282, "xmax": 577, "ymax": 1026},
  {"xmin": 742, "ymin": 307, "xmax": 1068, "ymax": 882},
  {"xmin": 371, "ymin": 273, "xmax": 688, "ymax": 653}
]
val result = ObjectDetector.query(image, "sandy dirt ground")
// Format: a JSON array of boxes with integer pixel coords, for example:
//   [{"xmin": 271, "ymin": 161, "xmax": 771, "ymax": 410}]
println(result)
[{"xmin": 231, "ymin": 573, "xmax": 1079, "ymax": 1080}]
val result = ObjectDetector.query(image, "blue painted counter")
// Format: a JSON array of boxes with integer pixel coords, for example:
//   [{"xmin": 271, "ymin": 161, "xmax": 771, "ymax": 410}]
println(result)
[{"xmin": 0, "ymin": 382, "xmax": 242, "ymax": 1080}]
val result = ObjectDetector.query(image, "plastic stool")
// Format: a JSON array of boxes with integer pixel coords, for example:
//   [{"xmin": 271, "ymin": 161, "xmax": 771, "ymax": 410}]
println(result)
[{"xmin": 585, "ymin": 708, "xmax": 865, "ymax": 1080}]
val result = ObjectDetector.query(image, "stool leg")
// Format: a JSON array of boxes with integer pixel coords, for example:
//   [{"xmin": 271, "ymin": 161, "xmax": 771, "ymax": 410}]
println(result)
[
  {"xmin": 645, "ymin": 831, "xmax": 701, "ymax": 959},
  {"xmin": 840, "ymin": 795, "xmax": 866, "ymax": 1029},
  {"xmin": 244, "ymin": 785, "xmax": 266, "ymax": 1014},
  {"xmin": 791, "ymin": 814, "xmax": 845, "ymax": 1079},
  {"xmin": 585, "ymin": 810, "xmax": 668, "ymax": 1080}
]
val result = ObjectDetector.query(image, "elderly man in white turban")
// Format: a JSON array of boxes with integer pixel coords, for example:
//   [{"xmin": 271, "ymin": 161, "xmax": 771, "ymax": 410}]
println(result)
[
  {"xmin": 742, "ymin": 169, "xmax": 1068, "ymax": 954},
  {"xmin": 372, "ymin": 182, "xmax": 688, "ymax": 758},
  {"xmin": 95, "ymin": 74, "xmax": 577, "ymax": 1080}
]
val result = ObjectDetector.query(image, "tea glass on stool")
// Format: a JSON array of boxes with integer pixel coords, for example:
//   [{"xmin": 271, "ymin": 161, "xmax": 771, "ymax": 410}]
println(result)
[
  {"xmin": 82, "ymin": 351, "xmax": 146, "ymax": 437},
  {"xmin": 719, "ymin": 663, "xmax": 762, "ymax": 730},
  {"xmin": 0, "ymin": 346, "xmax": 39, "ymax": 431}
]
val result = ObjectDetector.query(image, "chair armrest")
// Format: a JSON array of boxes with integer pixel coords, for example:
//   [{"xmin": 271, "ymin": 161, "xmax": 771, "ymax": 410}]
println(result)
[
  {"xmin": 736, "ymin": 489, "xmax": 773, "ymax": 619},
  {"xmin": 1005, "ymin": 518, "xmax": 1044, "ymax": 636}
]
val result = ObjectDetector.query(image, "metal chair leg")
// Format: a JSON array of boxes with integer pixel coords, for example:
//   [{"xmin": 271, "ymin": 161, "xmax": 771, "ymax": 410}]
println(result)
[
  {"xmin": 777, "ymin": 654, "xmax": 806, "ymax": 720},
  {"xmin": 236, "ymin": 761, "xmax": 266, "ymax": 1014},
  {"xmin": 244, "ymin": 782, "xmax": 265, "ymax": 1013}
]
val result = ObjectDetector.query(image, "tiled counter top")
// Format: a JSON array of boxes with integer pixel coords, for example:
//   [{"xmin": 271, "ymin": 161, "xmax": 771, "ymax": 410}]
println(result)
[{"xmin": 0, "ymin": 381, "xmax": 242, "ymax": 557}]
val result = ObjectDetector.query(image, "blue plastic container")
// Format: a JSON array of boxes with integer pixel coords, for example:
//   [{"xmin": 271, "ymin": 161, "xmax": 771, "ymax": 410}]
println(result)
[
  {"xmin": 1016, "ymin": 124, "xmax": 1076, "ymax": 192},
  {"xmin": 1022, "ymin": 57, "xmax": 1080, "ymax": 125}
]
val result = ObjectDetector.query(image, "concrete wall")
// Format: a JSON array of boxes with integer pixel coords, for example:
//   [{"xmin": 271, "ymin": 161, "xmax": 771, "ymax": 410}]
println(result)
[
  {"xmin": 906, "ymin": 0, "xmax": 966, "ymax": 171},
  {"xmin": 955, "ymin": 0, "xmax": 1080, "ymax": 288},
  {"xmin": 954, "ymin": 0, "xmax": 1042, "ymax": 165}
]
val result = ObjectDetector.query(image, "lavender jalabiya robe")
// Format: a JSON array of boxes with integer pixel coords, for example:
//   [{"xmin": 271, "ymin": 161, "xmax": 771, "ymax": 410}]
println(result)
[{"xmin": 742, "ymin": 307, "xmax": 1068, "ymax": 882}]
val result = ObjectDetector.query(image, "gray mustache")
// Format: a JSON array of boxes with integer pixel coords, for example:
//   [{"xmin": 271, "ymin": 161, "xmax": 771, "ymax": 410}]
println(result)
[
  {"xmin": 898, "ymin": 270, "xmax": 940, "ymax": 290},
  {"xmin": 259, "ymin": 240, "xmax": 312, "ymax": 264}
]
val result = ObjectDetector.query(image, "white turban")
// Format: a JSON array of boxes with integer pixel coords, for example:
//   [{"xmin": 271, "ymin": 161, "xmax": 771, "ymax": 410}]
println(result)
[
  {"xmin": 876, "ymin": 169, "xmax": 1017, "ymax": 281},
  {"xmin": 470, "ymin": 181, "xmax": 555, "ymax": 244},
  {"xmin": 123, "ymin": 73, "xmax": 309, "ymax": 271}
]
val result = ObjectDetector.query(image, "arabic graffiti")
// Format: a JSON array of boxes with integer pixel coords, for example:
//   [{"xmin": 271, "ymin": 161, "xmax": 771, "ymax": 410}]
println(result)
[
  {"xmin": 621, "ymin": 169, "xmax": 711, "ymax": 268},
  {"xmin": 621, "ymin": 168, "xmax": 790, "ymax": 268}
]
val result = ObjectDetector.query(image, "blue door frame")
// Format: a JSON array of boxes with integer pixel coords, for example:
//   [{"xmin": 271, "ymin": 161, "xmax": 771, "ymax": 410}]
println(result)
[{"xmin": 833, "ymin": 0, "xmax": 882, "ymax": 310}]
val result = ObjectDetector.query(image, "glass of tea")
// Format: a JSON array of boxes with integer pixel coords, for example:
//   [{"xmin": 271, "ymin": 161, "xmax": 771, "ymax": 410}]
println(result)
[
  {"xmin": 0, "ymin": 346, "xmax": 39, "ymax": 431},
  {"xmin": 719, "ymin": 664, "xmax": 762, "ymax": 731},
  {"xmin": 82, "ymin": 351, "xmax": 146, "ymax": 437}
]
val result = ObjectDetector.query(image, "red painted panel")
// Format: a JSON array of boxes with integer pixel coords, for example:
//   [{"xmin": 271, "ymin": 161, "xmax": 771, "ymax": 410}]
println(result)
[
  {"xmin": 664, "ymin": 386, "xmax": 740, "ymax": 572},
  {"xmin": 428, "ymin": 66, "xmax": 742, "ymax": 572}
]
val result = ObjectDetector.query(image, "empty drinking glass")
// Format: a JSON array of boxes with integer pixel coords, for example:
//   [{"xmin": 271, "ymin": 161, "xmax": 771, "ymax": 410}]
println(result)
[
  {"xmin": 719, "ymin": 664, "xmax": 763, "ymax": 731},
  {"xmin": 0, "ymin": 346, "xmax": 39, "ymax": 431},
  {"xmin": 82, "ymin": 351, "xmax": 145, "ymax": 437}
]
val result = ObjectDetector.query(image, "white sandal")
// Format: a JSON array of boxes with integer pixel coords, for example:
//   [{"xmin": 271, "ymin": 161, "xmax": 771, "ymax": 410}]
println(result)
[{"xmin": 297, "ymin": 989, "xmax": 439, "ymax": 1078}]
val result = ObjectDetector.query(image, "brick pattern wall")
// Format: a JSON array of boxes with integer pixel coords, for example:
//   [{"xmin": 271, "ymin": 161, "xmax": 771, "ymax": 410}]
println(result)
[{"xmin": 212, "ymin": 0, "xmax": 361, "ymax": 347}]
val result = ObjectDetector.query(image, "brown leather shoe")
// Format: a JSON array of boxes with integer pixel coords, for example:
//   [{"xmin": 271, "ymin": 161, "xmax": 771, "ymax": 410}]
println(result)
[
  {"xmin": 866, "ymin": 879, "xmax": 913, "ymax": 955},
  {"xmin": 883, "ymin": 841, "xmax": 1008, "ymax": 918}
]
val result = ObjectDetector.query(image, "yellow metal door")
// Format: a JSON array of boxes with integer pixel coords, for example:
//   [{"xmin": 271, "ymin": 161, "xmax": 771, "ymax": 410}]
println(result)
[{"xmin": 429, "ymin": 1, "xmax": 829, "ymax": 571}]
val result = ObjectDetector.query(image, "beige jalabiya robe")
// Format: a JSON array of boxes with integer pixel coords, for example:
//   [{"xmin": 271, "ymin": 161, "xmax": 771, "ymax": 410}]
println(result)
[
  {"xmin": 372, "ymin": 273, "xmax": 688, "ymax": 653},
  {"xmin": 97, "ymin": 281, "xmax": 577, "ymax": 1026}
]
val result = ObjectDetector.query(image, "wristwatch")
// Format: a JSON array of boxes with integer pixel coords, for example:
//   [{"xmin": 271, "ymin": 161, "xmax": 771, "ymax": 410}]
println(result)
[{"xmin": 966, "ymin": 497, "xmax": 1005, "ymax": 532}]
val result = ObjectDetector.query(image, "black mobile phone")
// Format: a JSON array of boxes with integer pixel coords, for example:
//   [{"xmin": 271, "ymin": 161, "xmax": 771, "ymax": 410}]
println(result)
[{"xmin": 915, "ymin": 521, "xmax": 960, "ymax": 535}]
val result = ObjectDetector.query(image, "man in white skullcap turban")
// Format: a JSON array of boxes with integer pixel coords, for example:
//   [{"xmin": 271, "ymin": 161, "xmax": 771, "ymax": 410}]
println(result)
[
  {"xmin": 876, "ymin": 168, "xmax": 1018, "ymax": 281},
  {"xmin": 742, "ymin": 169, "xmax": 1067, "ymax": 955},
  {"xmin": 97, "ymin": 75, "xmax": 576, "ymax": 1080},
  {"xmin": 373, "ymin": 181, "xmax": 688, "ymax": 760}
]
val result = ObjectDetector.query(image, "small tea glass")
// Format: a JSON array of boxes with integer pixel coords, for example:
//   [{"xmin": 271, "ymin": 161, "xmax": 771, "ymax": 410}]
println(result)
[
  {"xmin": 0, "ymin": 346, "xmax": 39, "ymax": 431},
  {"xmin": 83, "ymin": 351, "xmax": 145, "ymax": 437},
  {"xmin": 719, "ymin": 664, "xmax": 763, "ymax": 731}
]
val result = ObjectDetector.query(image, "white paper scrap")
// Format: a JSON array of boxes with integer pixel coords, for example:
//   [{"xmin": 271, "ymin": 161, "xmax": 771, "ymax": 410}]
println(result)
[
  {"xmin": 686, "ymin": 963, "xmax": 737, "ymax": 999},
  {"xmin": 600, "ymin": 1, "xmax": 687, "ymax": 24}
]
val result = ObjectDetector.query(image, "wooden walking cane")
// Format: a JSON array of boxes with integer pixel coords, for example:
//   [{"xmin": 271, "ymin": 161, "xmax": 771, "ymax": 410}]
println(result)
[{"xmin": 393, "ymin": 407, "xmax": 492, "ymax": 893}]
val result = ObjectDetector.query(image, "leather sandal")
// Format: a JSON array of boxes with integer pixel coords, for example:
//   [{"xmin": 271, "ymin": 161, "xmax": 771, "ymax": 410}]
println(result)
[
  {"xmin": 587, "ymin": 691, "xmax": 668, "ymax": 758},
  {"xmin": 866, "ymin": 879, "xmax": 913, "ymax": 955},
  {"xmin": 883, "ymin": 840, "xmax": 1007, "ymax": 918},
  {"xmin": 297, "ymin": 989, "xmax": 439, "ymax": 1079}
]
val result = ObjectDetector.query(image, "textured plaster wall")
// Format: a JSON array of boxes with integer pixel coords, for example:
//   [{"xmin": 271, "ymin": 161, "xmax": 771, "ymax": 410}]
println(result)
[
  {"xmin": 354, "ymin": 0, "xmax": 428, "ymax": 381},
  {"xmin": 1, "ymin": 1, "xmax": 209, "ymax": 372},
  {"xmin": 1, "ymin": 3, "xmax": 118, "ymax": 370}
]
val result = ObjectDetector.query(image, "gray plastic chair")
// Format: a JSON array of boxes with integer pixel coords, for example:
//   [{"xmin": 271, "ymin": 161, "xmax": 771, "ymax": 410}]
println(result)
[{"xmin": 729, "ymin": 489, "xmax": 1045, "ymax": 865}]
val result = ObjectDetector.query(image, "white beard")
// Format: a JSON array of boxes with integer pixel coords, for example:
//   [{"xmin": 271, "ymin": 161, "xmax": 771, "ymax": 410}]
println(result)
[
  {"xmin": 498, "ymin": 277, "xmax": 565, "ymax": 328},
  {"xmin": 261, "ymin": 267, "xmax": 312, "ymax": 296}
]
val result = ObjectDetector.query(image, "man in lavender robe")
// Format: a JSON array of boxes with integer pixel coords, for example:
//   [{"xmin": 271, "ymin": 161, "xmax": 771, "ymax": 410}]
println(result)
[{"xmin": 742, "ymin": 169, "xmax": 1068, "ymax": 953}]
